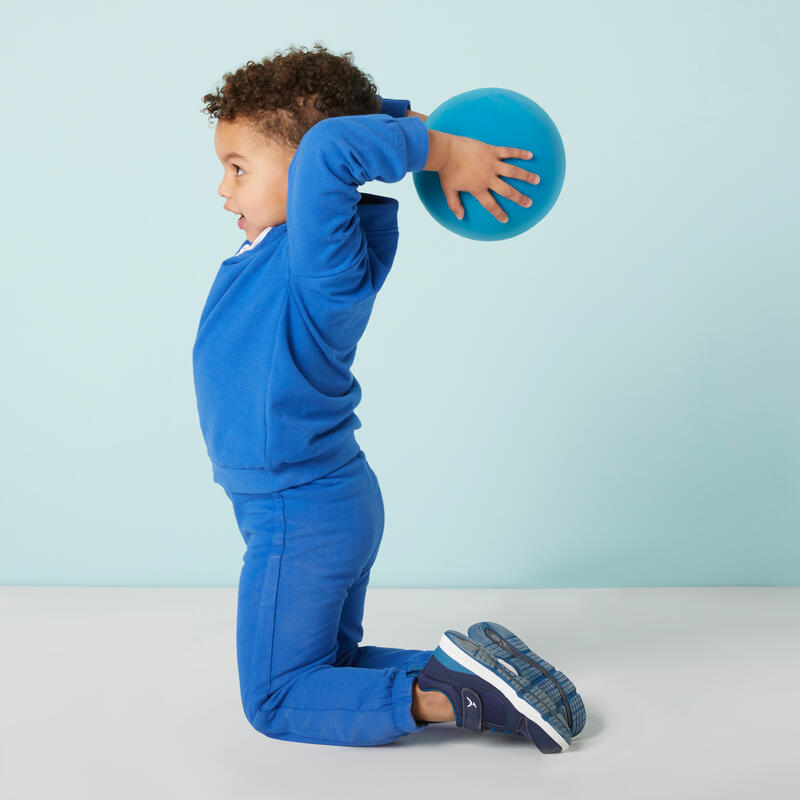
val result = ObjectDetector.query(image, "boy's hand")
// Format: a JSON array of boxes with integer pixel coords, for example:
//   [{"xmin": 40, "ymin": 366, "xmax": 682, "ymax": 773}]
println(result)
[{"xmin": 435, "ymin": 134, "xmax": 540, "ymax": 223}]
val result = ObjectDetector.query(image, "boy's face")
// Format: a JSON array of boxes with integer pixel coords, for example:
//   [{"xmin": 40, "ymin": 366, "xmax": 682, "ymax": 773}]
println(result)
[{"xmin": 215, "ymin": 118, "xmax": 296, "ymax": 241}]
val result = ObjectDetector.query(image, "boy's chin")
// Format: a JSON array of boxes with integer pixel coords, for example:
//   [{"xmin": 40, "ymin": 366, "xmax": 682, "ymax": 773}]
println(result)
[{"xmin": 244, "ymin": 219, "xmax": 283, "ymax": 240}]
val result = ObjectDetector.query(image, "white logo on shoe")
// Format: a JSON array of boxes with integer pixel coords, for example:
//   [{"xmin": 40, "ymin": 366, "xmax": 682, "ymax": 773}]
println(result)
[{"xmin": 466, "ymin": 697, "xmax": 477, "ymax": 709}]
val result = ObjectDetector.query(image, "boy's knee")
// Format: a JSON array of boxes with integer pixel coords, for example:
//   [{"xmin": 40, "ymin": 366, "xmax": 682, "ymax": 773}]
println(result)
[
  {"xmin": 241, "ymin": 685, "xmax": 282, "ymax": 733},
  {"xmin": 244, "ymin": 701, "xmax": 281, "ymax": 738}
]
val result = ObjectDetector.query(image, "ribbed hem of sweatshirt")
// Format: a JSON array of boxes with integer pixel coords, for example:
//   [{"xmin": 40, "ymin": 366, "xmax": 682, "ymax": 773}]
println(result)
[
  {"xmin": 393, "ymin": 114, "xmax": 430, "ymax": 173},
  {"xmin": 392, "ymin": 669, "xmax": 430, "ymax": 734},
  {"xmin": 211, "ymin": 435, "xmax": 362, "ymax": 494},
  {"xmin": 378, "ymin": 97, "xmax": 411, "ymax": 118}
]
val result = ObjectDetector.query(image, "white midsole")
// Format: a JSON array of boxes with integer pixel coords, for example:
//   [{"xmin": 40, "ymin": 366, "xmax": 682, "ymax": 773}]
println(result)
[{"xmin": 438, "ymin": 633, "xmax": 571, "ymax": 751}]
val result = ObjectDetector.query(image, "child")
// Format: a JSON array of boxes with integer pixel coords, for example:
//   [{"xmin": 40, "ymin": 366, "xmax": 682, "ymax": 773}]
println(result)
[{"xmin": 193, "ymin": 43, "xmax": 585, "ymax": 750}]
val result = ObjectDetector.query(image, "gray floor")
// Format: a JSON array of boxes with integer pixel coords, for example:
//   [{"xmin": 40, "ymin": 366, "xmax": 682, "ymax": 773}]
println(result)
[{"xmin": 1, "ymin": 586, "xmax": 798, "ymax": 799}]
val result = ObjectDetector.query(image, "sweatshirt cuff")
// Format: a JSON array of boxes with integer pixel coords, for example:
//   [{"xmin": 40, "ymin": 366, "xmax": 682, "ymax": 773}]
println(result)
[
  {"xmin": 379, "ymin": 96, "xmax": 411, "ymax": 118},
  {"xmin": 394, "ymin": 115, "xmax": 430, "ymax": 173}
]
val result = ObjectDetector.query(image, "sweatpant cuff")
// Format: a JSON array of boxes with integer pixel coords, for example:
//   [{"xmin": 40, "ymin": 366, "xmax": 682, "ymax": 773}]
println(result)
[{"xmin": 391, "ymin": 670, "xmax": 429, "ymax": 734}]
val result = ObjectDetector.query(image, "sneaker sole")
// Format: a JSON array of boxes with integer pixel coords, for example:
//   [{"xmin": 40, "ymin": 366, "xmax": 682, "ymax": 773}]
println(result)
[
  {"xmin": 439, "ymin": 630, "xmax": 572, "ymax": 751},
  {"xmin": 466, "ymin": 621, "xmax": 586, "ymax": 737}
]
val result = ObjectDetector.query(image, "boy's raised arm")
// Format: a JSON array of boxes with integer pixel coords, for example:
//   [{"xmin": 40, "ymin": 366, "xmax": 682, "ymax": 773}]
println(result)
[{"xmin": 286, "ymin": 113, "xmax": 429, "ymax": 279}]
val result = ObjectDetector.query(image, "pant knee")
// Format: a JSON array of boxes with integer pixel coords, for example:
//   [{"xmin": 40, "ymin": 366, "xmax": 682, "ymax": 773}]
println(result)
[{"xmin": 243, "ymin": 699, "xmax": 281, "ymax": 738}]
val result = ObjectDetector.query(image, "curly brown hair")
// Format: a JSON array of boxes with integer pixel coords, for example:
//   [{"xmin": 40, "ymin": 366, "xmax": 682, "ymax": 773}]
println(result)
[{"xmin": 200, "ymin": 42, "xmax": 382, "ymax": 151}]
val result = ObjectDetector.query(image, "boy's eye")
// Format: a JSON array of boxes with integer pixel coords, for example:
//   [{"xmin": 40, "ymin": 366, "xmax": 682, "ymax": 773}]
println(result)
[{"xmin": 234, "ymin": 165, "xmax": 243, "ymax": 176}]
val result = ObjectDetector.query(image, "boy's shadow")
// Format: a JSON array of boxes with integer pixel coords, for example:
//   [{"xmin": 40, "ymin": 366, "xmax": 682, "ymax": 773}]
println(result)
[{"xmin": 390, "ymin": 711, "xmax": 603, "ymax": 750}]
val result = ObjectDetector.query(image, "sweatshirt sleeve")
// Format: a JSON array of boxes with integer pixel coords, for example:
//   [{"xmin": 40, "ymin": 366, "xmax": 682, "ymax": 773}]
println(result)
[
  {"xmin": 286, "ymin": 113, "xmax": 429, "ymax": 279},
  {"xmin": 375, "ymin": 95, "xmax": 411, "ymax": 118}
]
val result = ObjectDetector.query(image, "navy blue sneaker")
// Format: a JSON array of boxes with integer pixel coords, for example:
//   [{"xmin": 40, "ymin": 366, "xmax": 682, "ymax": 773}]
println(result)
[
  {"xmin": 415, "ymin": 630, "xmax": 572, "ymax": 753},
  {"xmin": 466, "ymin": 621, "xmax": 586, "ymax": 737}
]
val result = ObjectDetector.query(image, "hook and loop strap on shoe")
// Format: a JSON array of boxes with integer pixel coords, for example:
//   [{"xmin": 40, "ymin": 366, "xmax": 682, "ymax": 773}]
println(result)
[{"xmin": 461, "ymin": 687, "xmax": 483, "ymax": 731}]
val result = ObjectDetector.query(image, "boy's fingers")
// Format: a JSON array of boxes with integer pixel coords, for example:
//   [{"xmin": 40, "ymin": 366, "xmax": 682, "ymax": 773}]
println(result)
[
  {"xmin": 498, "ymin": 146, "xmax": 533, "ymax": 160},
  {"xmin": 516, "ymin": 167, "xmax": 540, "ymax": 184},
  {"xmin": 510, "ymin": 167, "xmax": 541, "ymax": 183},
  {"xmin": 492, "ymin": 178, "xmax": 533, "ymax": 209},
  {"xmin": 499, "ymin": 163, "xmax": 541, "ymax": 184},
  {"xmin": 482, "ymin": 191, "xmax": 509, "ymax": 223},
  {"xmin": 444, "ymin": 188, "xmax": 464, "ymax": 220}
]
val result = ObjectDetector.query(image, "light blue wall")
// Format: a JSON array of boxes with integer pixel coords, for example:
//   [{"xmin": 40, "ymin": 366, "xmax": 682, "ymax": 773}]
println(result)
[{"xmin": 2, "ymin": 1, "xmax": 798, "ymax": 587}]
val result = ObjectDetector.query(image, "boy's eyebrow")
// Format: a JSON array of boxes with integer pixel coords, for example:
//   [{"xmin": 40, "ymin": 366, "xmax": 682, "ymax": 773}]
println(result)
[{"xmin": 223, "ymin": 152, "xmax": 248, "ymax": 162}]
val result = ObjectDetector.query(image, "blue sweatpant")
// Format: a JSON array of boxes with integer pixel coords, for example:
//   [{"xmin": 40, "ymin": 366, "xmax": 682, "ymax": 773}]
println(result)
[{"xmin": 224, "ymin": 450, "xmax": 436, "ymax": 746}]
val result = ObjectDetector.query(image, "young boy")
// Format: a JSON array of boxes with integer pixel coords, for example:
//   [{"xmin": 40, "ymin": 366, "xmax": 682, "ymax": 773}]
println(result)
[{"xmin": 193, "ymin": 44, "xmax": 585, "ymax": 750}]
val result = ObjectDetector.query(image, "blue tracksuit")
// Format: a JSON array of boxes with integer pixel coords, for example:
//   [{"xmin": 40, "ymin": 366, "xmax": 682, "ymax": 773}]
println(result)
[{"xmin": 192, "ymin": 97, "xmax": 435, "ymax": 745}]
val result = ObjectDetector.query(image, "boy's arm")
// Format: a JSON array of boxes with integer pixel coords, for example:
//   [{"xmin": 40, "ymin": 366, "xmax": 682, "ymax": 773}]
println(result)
[{"xmin": 286, "ymin": 113, "xmax": 429, "ymax": 279}]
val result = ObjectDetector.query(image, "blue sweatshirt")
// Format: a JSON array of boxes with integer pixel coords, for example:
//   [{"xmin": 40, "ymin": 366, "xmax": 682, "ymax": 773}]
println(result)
[{"xmin": 192, "ymin": 97, "xmax": 430, "ymax": 493}]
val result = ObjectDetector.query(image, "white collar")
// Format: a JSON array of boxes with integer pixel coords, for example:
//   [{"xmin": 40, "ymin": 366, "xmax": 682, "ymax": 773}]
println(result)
[{"xmin": 235, "ymin": 226, "xmax": 272, "ymax": 256}]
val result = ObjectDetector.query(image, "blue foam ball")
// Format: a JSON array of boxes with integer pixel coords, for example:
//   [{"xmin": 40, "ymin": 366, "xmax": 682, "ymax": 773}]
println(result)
[{"xmin": 412, "ymin": 88, "xmax": 565, "ymax": 241}]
